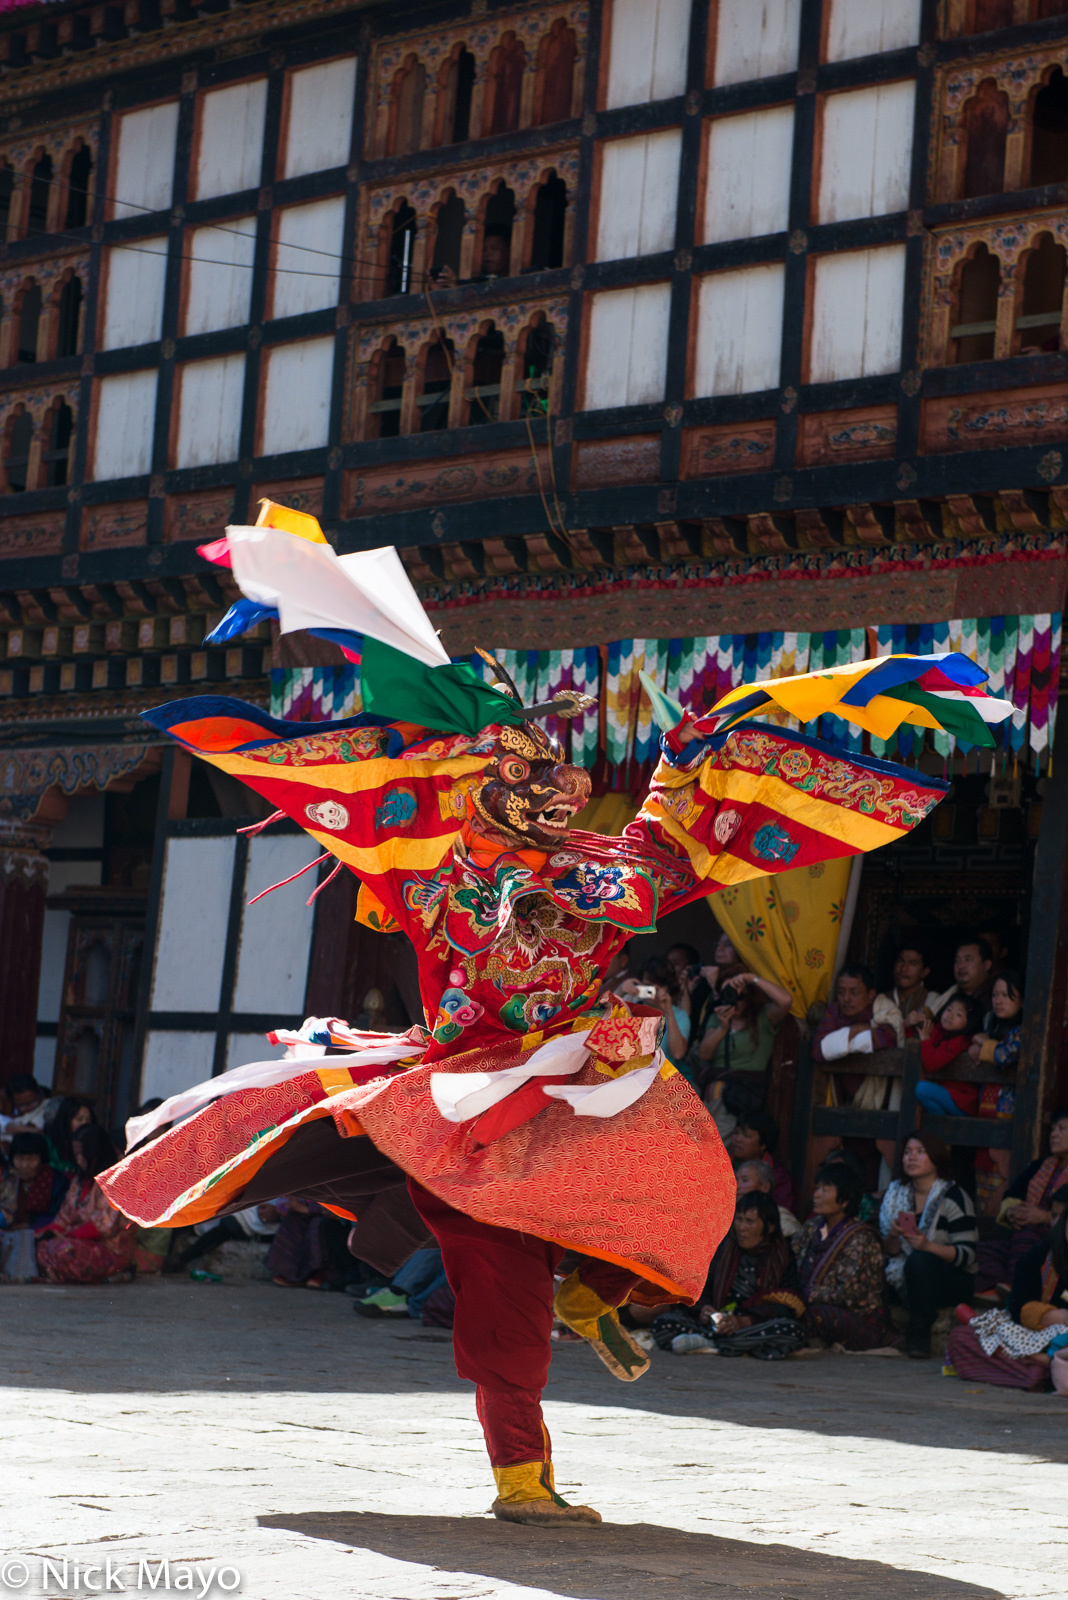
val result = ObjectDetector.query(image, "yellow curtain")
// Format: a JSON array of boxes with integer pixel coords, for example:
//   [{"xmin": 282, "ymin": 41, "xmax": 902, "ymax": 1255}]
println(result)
[{"xmin": 709, "ymin": 858, "xmax": 853, "ymax": 1020}]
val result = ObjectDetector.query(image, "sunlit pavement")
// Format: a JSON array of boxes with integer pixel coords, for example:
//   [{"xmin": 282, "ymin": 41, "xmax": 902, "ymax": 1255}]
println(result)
[{"xmin": 5, "ymin": 1278, "xmax": 1062, "ymax": 1600}]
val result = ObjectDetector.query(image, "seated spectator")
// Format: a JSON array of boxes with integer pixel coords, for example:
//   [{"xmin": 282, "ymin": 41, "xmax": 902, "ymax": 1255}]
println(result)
[
  {"xmin": 45, "ymin": 1096, "xmax": 97, "ymax": 1173},
  {"xmin": 975, "ymin": 1109, "xmax": 1068, "ymax": 1294},
  {"xmin": 735, "ymin": 1157, "xmax": 800, "ymax": 1239},
  {"xmin": 266, "ymin": 1197, "xmax": 333, "ymax": 1288},
  {"xmin": 947, "ymin": 1186, "xmax": 1068, "ymax": 1390},
  {"xmin": 652, "ymin": 1191, "xmax": 805, "ymax": 1358},
  {"xmin": 667, "ymin": 941, "xmax": 709, "ymax": 1029},
  {"xmin": 0, "ymin": 1131, "xmax": 66, "ymax": 1282},
  {"xmin": 1, "ymin": 1074, "xmax": 62, "ymax": 1138},
  {"xmin": 698, "ymin": 971, "xmax": 792, "ymax": 1116},
  {"xmin": 36, "ymin": 1125, "xmax": 136, "ymax": 1285},
  {"xmin": 793, "ymin": 1163, "xmax": 893, "ymax": 1350},
  {"xmin": 727, "ymin": 1111, "xmax": 797, "ymax": 1214},
  {"xmin": 879, "ymin": 1132, "xmax": 978, "ymax": 1358},
  {"xmin": 885, "ymin": 944, "xmax": 938, "ymax": 1037},
  {"xmin": 969, "ymin": 969, "xmax": 1023, "ymax": 1119},
  {"xmin": 814, "ymin": 966, "xmax": 902, "ymax": 1062},
  {"xmin": 353, "ymin": 1245, "xmax": 452, "ymax": 1323},
  {"xmin": 162, "ymin": 1202, "xmax": 280, "ymax": 1281},
  {"xmin": 914, "ymin": 993, "xmax": 986, "ymax": 1115},
  {"xmin": 928, "ymin": 938, "xmax": 994, "ymax": 1022}
]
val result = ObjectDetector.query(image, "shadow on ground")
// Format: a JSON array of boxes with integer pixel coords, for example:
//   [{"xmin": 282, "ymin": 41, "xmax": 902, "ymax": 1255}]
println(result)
[
  {"xmin": 6, "ymin": 1282, "xmax": 1065, "ymax": 1463},
  {"xmin": 258, "ymin": 1511, "xmax": 1005, "ymax": 1600}
]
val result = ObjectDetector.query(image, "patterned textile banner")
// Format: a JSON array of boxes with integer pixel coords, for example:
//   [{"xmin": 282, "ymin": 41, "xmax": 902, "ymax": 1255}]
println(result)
[{"xmin": 271, "ymin": 611, "xmax": 1060, "ymax": 771}]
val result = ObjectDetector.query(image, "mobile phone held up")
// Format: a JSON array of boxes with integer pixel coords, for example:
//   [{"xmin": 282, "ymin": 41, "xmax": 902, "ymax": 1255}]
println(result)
[{"xmin": 634, "ymin": 984, "xmax": 658, "ymax": 1002}]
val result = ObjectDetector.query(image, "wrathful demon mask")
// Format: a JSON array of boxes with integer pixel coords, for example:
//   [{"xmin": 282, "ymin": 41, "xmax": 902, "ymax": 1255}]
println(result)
[{"xmin": 470, "ymin": 720, "xmax": 592, "ymax": 849}]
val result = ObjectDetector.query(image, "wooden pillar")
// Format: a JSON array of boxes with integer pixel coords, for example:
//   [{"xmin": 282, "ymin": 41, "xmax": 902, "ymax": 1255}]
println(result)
[
  {"xmin": 1016, "ymin": 712, "xmax": 1068, "ymax": 1168},
  {"xmin": 0, "ymin": 817, "xmax": 50, "ymax": 1083}
]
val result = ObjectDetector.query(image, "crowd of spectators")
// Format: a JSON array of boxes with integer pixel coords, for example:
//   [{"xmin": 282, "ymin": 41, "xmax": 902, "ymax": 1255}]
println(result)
[{"xmin": 2, "ymin": 918, "xmax": 1066, "ymax": 1397}]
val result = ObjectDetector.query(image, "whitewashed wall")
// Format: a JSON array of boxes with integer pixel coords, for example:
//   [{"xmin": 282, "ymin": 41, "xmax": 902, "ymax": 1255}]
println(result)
[
  {"xmin": 102, "ymin": 241, "xmax": 168, "ymax": 348},
  {"xmin": 261, "ymin": 338, "xmax": 335, "ymax": 454},
  {"xmin": 175, "ymin": 355, "xmax": 245, "ymax": 469},
  {"xmin": 604, "ymin": 0, "xmax": 690, "ymax": 109},
  {"xmin": 93, "ymin": 372, "xmax": 157, "ymax": 479},
  {"xmin": 113, "ymin": 102, "xmax": 178, "ymax": 217},
  {"xmin": 583, "ymin": 283, "xmax": 672, "ymax": 409},
  {"xmin": 712, "ymin": 0, "xmax": 801, "ymax": 86},
  {"xmin": 596, "ymin": 130, "xmax": 681, "ymax": 260},
  {"xmin": 825, "ymin": 0, "xmax": 922, "ymax": 62},
  {"xmin": 141, "ymin": 1032, "xmax": 216, "ymax": 1104},
  {"xmin": 809, "ymin": 245, "xmax": 906, "ymax": 383},
  {"xmin": 195, "ymin": 79, "xmax": 268, "ymax": 200},
  {"xmin": 703, "ymin": 106, "xmax": 794, "ymax": 243},
  {"xmin": 140, "ymin": 831, "xmax": 318, "ymax": 1104},
  {"xmin": 284, "ymin": 57, "xmax": 357, "ymax": 178},
  {"xmin": 270, "ymin": 198, "xmax": 345, "ymax": 319},
  {"xmin": 185, "ymin": 219, "xmax": 257, "ymax": 335},
  {"xmin": 694, "ymin": 264, "xmax": 784, "ymax": 396},
  {"xmin": 231, "ymin": 836, "xmax": 319, "ymax": 1014},
  {"xmin": 151, "ymin": 837, "xmax": 235, "ymax": 1012},
  {"xmin": 818, "ymin": 81, "xmax": 915, "ymax": 224}
]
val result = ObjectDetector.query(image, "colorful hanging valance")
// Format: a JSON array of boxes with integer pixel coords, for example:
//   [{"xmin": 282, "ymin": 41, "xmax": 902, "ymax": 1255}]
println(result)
[{"xmin": 271, "ymin": 611, "xmax": 1061, "ymax": 771}]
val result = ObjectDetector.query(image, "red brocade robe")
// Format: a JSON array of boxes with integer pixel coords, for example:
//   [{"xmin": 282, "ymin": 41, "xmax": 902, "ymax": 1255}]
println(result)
[{"xmin": 100, "ymin": 705, "xmax": 946, "ymax": 1302}]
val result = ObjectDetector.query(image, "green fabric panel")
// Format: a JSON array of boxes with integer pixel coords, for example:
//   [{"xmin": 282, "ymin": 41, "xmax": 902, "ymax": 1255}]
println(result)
[
  {"xmin": 360, "ymin": 637, "xmax": 525, "ymax": 736},
  {"xmin": 884, "ymin": 683, "xmax": 995, "ymax": 747}
]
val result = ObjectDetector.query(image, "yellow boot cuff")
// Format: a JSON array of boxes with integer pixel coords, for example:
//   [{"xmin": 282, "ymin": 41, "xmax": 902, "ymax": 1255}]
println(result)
[
  {"xmin": 492, "ymin": 1460, "xmax": 564, "ymax": 1506},
  {"xmin": 553, "ymin": 1272, "xmax": 613, "ymax": 1340}
]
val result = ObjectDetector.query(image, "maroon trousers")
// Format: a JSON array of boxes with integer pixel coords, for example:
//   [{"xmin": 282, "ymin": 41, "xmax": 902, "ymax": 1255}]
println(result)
[{"xmin": 409, "ymin": 1179, "xmax": 639, "ymax": 1466}]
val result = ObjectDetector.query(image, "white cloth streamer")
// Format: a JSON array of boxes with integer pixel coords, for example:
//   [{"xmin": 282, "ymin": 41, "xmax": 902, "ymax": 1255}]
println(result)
[
  {"xmin": 430, "ymin": 1031, "xmax": 592, "ymax": 1125},
  {"xmin": 125, "ymin": 1040, "xmax": 414, "ymax": 1150},
  {"xmin": 543, "ymin": 1054, "xmax": 664, "ymax": 1118}
]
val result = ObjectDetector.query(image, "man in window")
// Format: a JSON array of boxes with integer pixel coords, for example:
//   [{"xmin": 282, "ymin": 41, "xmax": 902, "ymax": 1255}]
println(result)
[{"xmin": 430, "ymin": 226, "xmax": 511, "ymax": 288}]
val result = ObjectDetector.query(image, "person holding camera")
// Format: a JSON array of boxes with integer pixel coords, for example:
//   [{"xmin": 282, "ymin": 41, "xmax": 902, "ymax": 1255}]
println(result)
[{"xmin": 697, "ymin": 970, "xmax": 792, "ymax": 1111}]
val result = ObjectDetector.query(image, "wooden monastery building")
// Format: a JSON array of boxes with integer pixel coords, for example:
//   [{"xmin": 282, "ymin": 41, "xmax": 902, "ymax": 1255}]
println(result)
[{"xmin": 0, "ymin": 0, "xmax": 1067, "ymax": 1200}]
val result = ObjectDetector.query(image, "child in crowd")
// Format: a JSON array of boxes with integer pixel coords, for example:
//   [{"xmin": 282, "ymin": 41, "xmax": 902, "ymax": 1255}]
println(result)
[
  {"xmin": 0, "ymin": 1131, "xmax": 65, "ymax": 1282},
  {"xmin": 970, "ymin": 971, "xmax": 1023, "ymax": 1119},
  {"xmin": 914, "ymin": 994, "xmax": 986, "ymax": 1115}
]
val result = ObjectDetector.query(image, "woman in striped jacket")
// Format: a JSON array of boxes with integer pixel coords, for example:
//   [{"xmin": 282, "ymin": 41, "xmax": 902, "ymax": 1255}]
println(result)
[{"xmin": 879, "ymin": 1131, "xmax": 978, "ymax": 1359}]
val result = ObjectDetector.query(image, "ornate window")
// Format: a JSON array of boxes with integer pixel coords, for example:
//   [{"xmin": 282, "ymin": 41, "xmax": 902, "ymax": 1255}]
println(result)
[
  {"xmin": 1030, "ymin": 67, "xmax": 1068, "ymax": 187},
  {"xmin": 27, "ymin": 151, "xmax": 53, "ymax": 234},
  {"xmin": 57, "ymin": 275, "xmax": 83, "ymax": 359},
  {"xmin": 65, "ymin": 143, "xmax": 94, "ymax": 229},
  {"xmin": 464, "ymin": 323, "xmax": 505, "ymax": 425},
  {"xmin": 390, "ymin": 56, "xmax": 427, "ymax": 157},
  {"xmin": 1015, "ymin": 231, "xmax": 1066, "ymax": 353},
  {"xmin": 961, "ymin": 80, "xmax": 1009, "ymax": 199},
  {"xmin": 534, "ymin": 21, "xmax": 577, "ymax": 125},
  {"xmin": 385, "ymin": 200, "xmax": 418, "ymax": 295},
  {"xmin": 368, "ymin": 338, "xmax": 406, "ymax": 438},
  {"xmin": 479, "ymin": 182, "xmax": 516, "ymax": 278},
  {"xmin": 518, "ymin": 314, "xmax": 556, "ymax": 416},
  {"xmin": 438, "ymin": 46, "xmax": 476, "ymax": 145},
  {"xmin": 487, "ymin": 32, "xmax": 526, "ymax": 136},
  {"xmin": 5, "ymin": 407, "xmax": 34, "ymax": 492},
  {"xmin": 951, "ymin": 244, "xmax": 999, "ymax": 362},
  {"xmin": 430, "ymin": 190, "xmax": 465, "ymax": 282},
  {"xmin": 418, "ymin": 335, "xmax": 454, "ymax": 431},
  {"xmin": 0, "ymin": 163, "xmax": 13, "ymax": 240},
  {"xmin": 43, "ymin": 399, "xmax": 74, "ymax": 487},
  {"xmin": 17, "ymin": 280, "xmax": 42, "ymax": 363},
  {"xmin": 528, "ymin": 171, "xmax": 568, "ymax": 270}
]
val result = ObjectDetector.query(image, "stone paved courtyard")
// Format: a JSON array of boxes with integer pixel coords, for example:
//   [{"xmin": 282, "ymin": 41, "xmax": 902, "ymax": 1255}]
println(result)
[{"xmin": 4, "ymin": 1277, "xmax": 1064, "ymax": 1600}]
